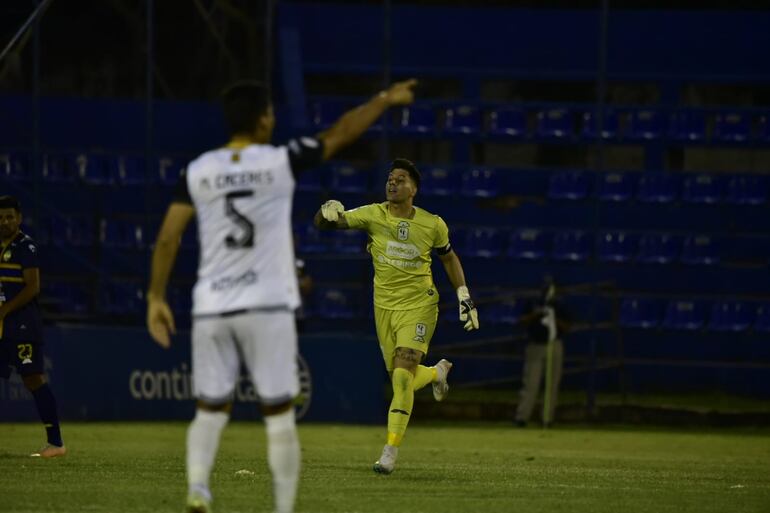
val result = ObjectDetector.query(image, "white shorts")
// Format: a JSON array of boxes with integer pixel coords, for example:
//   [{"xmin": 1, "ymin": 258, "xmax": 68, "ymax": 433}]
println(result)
[{"xmin": 191, "ymin": 309, "xmax": 299, "ymax": 406}]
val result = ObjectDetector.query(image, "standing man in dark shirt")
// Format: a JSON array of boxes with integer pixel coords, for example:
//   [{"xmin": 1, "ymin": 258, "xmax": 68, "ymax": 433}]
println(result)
[{"xmin": 0, "ymin": 195, "xmax": 66, "ymax": 457}]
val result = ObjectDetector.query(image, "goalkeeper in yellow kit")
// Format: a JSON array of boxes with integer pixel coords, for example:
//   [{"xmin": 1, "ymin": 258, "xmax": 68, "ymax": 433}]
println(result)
[{"xmin": 314, "ymin": 158, "xmax": 479, "ymax": 474}]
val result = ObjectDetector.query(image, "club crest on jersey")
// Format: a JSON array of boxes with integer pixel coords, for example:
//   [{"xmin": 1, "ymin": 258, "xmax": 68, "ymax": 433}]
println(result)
[
  {"xmin": 397, "ymin": 221, "xmax": 410, "ymax": 241},
  {"xmin": 2, "ymin": 251, "xmax": 10, "ymax": 262},
  {"xmin": 413, "ymin": 323, "xmax": 427, "ymax": 343}
]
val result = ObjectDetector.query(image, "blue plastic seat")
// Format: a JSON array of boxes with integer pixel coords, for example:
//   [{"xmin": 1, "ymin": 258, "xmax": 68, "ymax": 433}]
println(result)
[
  {"xmin": 682, "ymin": 174, "xmax": 723, "ymax": 204},
  {"xmin": 627, "ymin": 109, "xmax": 665, "ymax": 141},
  {"xmin": 317, "ymin": 287, "xmax": 356, "ymax": 319},
  {"xmin": 754, "ymin": 303, "xmax": 770, "ymax": 332},
  {"xmin": 295, "ymin": 223, "xmax": 329, "ymax": 254},
  {"xmin": 465, "ymin": 227, "xmax": 504, "ymax": 258},
  {"xmin": 597, "ymin": 172, "xmax": 635, "ymax": 202},
  {"xmin": 99, "ymin": 281, "xmax": 144, "ymax": 314},
  {"xmin": 330, "ymin": 229, "xmax": 367, "ymax": 254},
  {"xmin": 42, "ymin": 153, "xmax": 77, "ymax": 182},
  {"xmin": 637, "ymin": 173, "xmax": 679, "ymax": 203},
  {"xmin": 668, "ymin": 111, "xmax": 707, "ymax": 142},
  {"xmin": 488, "ymin": 107, "xmax": 526, "ymax": 139},
  {"xmin": 461, "ymin": 168, "xmax": 499, "ymax": 198},
  {"xmin": 420, "ymin": 166, "xmax": 459, "ymax": 196},
  {"xmin": 597, "ymin": 231, "xmax": 638, "ymax": 263},
  {"xmin": 725, "ymin": 175, "xmax": 768, "ymax": 205},
  {"xmin": 76, "ymin": 153, "xmax": 113, "ymax": 185},
  {"xmin": 44, "ymin": 281, "xmax": 90, "ymax": 315},
  {"xmin": 398, "ymin": 106, "xmax": 437, "ymax": 134},
  {"xmin": 50, "ymin": 216, "xmax": 94, "ymax": 248},
  {"xmin": 637, "ymin": 233, "xmax": 681, "ymax": 264},
  {"xmin": 581, "ymin": 109, "xmax": 619, "ymax": 140},
  {"xmin": 157, "ymin": 156, "xmax": 186, "ymax": 186},
  {"xmin": 100, "ymin": 218, "xmax": 142, "ymax": 249},
  {"xmin": 329, "ymin": 163, "xmax": 369, "ymax": 193},
  {"xmin": 548, "ymin": 171, "xmax": 589, "ymax": 200},
  {"xmin": 114, "ymin": 155, "xmax": 147, "ymax": 186},
  {"xmin": 709, "ymin": 301, "xmax": 754, "ymax": 332},
  {"xmin": 296, "ymin": 167, "xmax": 324, "ymax": 192},
  {"xmin": 311, "ymin": 100, "xmax": 347, "ymax": 129},
  {"xmin": 713, "ymin": 112, "xmax": 751, "ymax": 143},
  {"xmin": 507, "ymin": 229, "xmax": 549, "ymax": 260},
  {"xmin": 536, "ymin": 108, "xmax": 572, "ymax": 140},
  {"xmin": 680, "ymin": 235, "xmax": 720, "ymax": 265},
  {"xmin": 0, "ymin": 151, "xmax": 31, "ymax": 182},
  {"xmin": 551, "ymin": 231, "xmax": 591, "ymax": 261},
  {"xmin": 444, "ymin": 105, "xmax": 481, "ymax": 136},
  {"xmin": 619, "ymin": 298, "xmax": 663, "ymax": 328},
  {"xmin": 486, "ymin": 299, "xmax": 530, "ymax": 325},
  {"xmin": 663, "ymin": 300, "xmax": 707, "ymax": 330}
]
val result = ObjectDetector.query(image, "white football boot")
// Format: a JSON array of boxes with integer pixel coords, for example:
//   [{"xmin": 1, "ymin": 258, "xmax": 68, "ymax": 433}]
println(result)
[
  {"xmin": 432, "ymin": 359, "xmax": 453, "ymax": 402},
  {"xmin": 373, "ymin": 444, "xmax": 398, "ymax": 475}
]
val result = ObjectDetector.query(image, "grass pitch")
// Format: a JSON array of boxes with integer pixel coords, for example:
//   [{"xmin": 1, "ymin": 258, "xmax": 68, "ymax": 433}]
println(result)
[{"xmin": 1, "ymin": 422, "xmax": 769, "ymax": 513}]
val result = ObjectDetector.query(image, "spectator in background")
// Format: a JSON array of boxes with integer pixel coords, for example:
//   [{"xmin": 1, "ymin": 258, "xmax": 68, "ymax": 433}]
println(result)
[{"xmin": 514, "ymin": 276, "xmax": 570, "ymax": 428}]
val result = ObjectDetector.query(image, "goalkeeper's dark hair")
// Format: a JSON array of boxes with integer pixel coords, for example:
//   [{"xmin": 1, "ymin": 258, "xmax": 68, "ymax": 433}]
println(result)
[
  {"xmin": 0, "ymin": 195, "xmax": 21, "ymax": 213},
  {"xmin": 221, "ymin": 80, "xmax": 271, "ymax": 136},
  {"xmin": 390, "ymin": 158, "xmax": 421, "ymax": 188}
]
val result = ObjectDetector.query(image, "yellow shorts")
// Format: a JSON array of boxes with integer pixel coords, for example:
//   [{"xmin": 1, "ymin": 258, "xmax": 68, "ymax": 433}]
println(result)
[{"xmin": 374, "ymin": 304, "xmax": 438, "ymax": 372}]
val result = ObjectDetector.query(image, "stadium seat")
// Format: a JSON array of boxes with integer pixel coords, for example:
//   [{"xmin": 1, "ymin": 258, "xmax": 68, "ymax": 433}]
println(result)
[
  {"xmin": 157, "ymin": 156, "xmax": 186, "ymax": 186},
  {"xmin": 681, "ymin": 174, "xmax": 723, "ymax": 204},
  {"xmin": 713, "ymin": 112, "xmax": 751, "ymax": 143},
  {"xmin": 43, "ymin": 281, "xmax": 90, "ymax": 315},
  {"xmin": 637, "ymin": 233, "xmax": 681, "ymax": 264},
  {"xmin": 0, "ymin": 151, "xmax": 31, "ymax": 182},
  {"xmin": 507, "ymin": 229, "xmax": 549, "ymax": 260},
  {"xmin": 465, "ymin": 227, "xmax": 505, "ymax": 258},
  {"xmin": 627, "ymin": 109, "xmax": 665, "ymax": 141},
  {"xmin": 547, "ymin": 171, "xmax": 589, "ymax": 200},
  {"xmin": 329, "ymin": 163, "xmax": 369, "ymax": 193},
  {"xmin": 680, "ymin": 234, "xmax": 720, "ymax": 265},
  {"xmin": 758, "ymin": 114, "xmax": 770, "ymax": 143},
  {"xmin": 114, "ymin": 155, "xmax": 147, "ymax": 186},
  {"xmin": 42, "ymin": 153, "xmax": 77, "ymax": 182},
  {"xmin": 581, "ymin": 109, "xmax": 619, "ymax": 140},
  {"xmin": 398, "ymin": 105, "xmax": 437, "ymax": 134},
  {"xmin": 461, "ymin": 167, "xmax": 500, "ymax": 197},
  {"xmin": 619, "ymin": 298, "xmax": 663, "ymax": 329},
  {"xmin": 536, "ymin": 108, "xmax": 572, "ymax": 140},
  {"xmin": 317, "ymin": 287, "xmax": 356, "ymax": 319},
  {"xmin": 295, "ymin": 223, "xmax": 330, "ymax": 253},
  {"xmin": 637, "ymin": 173, "xmax": 679, "ymax": 203},
  {"xmin": 597, "ymin": 231, "xmax": 638, "ymax": 263},
  {"xmin": 330, "ymin": 229, "xmax": 367, "ymax": 254},
  {"xmin": 597, "ymin": 172, "xmax": 635, "ymax": 202},
  {"xmin": 662, "ymin": 300, "xmax": 707, "ymax": 330},
  {"xmin": 311, "ymin": 100, "xmax": 353, "ymax": 130},
  {"xmin": 51, "ymin": 216, "xmax": 94, "ymax": 247},
  {"xmin": 296, "ymin": 166, "xmax": 325, "ymax": 192},
  {"xmin": 420, "ymin": 166, "xmax": 459, "ymax": 196},
  {"xmin": 21, "ymin": 217, "xmax": 50, "ymax": 246},
  {"xmin": 753, "ymin": 303, "xmax": 770, "ymax": 332},
  {"xmin": 551, "ymin": 231, "xmax": 591, "ymax": 261},
  {"xmin": 100, "ymin": 218, "xmax": 143, "ymax": 249},
  {"xmin": 444, "ymin": 105, "xmax": 481, "ymax": 135},
  {"xmin": 99, "ymin": 281, "xmax": 144, "ymax": 314},
  {"xmin": 76, "ymin": 153, "xmax": 113, "ymax": 185},
  {"xmin": 668, "ymin": 111, "xmax": 707, "ymax": 142},
  {"xmin": 168, "ymin": 286, "xmax": 193, "ymax": 315},
  {"xmin": 487, "ymin": 107, "xmax": 526, "ymax": 139},
  {"xmin": 709, "ymin": 300, "xmax": 754, "ymax": 332},
  {"xmin": 486, "ymin": 299, "xmax": 530, "ymax": 325},
  {"xmin": 725, "ymin": 175, "xmax": 768, "ymax": 205}
]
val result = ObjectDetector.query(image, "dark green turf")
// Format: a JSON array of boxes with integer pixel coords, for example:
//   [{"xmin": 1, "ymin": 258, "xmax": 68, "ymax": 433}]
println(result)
[{"xmin": 1, "ymin": 422, "xmax": 769, "ymax": 513}]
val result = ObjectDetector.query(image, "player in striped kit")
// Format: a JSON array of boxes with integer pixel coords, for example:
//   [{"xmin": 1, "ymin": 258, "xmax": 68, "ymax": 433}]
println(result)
[{"xmin": 146, "ymin": 79, "xmax": 417, "ymax": 513}]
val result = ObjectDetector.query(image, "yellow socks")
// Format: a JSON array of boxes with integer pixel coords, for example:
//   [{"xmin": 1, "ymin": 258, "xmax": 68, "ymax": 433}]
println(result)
[
  {"xmin": 413, "ymin": 365, "xmax": 437, "ymax": 390},
  {"xmin": 386, "ymin": 368, "xmax": 415, "ymax": 446}
]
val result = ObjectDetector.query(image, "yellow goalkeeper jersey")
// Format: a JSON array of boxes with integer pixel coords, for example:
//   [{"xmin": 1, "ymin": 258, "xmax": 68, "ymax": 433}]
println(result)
[{"xmin": 343, "ymin": 202, "xmax": 450, "ymax": 311}]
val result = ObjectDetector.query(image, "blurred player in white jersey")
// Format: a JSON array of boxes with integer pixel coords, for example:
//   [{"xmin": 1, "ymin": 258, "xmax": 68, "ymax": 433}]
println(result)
[{"xmin": 146, "ymin": 78, "xmax": 417, "ymax": 513}]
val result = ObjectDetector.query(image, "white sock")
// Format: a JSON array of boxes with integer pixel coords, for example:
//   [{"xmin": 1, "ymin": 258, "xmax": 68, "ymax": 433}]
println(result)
[
  {"xmin": 264, "ymin": 409, "xmax": 301, "ymax": 513},
  {"xmin": 186, "ymin": 409, "xmax": 229, "ymax": 497}
]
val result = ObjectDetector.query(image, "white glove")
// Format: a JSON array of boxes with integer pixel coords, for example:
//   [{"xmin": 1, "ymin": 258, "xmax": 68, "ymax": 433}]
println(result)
[
  {"xmin": 321, "ymin": 200, "xmax": 345, "ymax": 222},
  {"xmin": 456, "ymin": 286, "xmax": 479, "ymax": 331}
]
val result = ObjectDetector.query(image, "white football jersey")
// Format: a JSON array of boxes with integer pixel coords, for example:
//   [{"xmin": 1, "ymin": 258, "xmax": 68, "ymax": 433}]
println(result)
[{"xmin": 177, "ymin": 138, "xmax": 323, "ymax": 316}]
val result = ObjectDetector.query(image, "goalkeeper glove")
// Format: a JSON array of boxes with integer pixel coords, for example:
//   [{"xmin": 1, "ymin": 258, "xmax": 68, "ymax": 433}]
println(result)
[
  {"xmin": 321, "ymin": 199, "xmax": 345, "ymax": 222},
  {"xmin": 456, "ymin": 285, "xmax": 479, "ymax": 331}
]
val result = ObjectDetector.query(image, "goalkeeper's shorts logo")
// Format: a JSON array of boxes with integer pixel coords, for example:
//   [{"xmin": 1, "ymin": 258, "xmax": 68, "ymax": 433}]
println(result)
[{"xmin": 413, "ymin": 323, "xmax": 427, "ymax": 343}]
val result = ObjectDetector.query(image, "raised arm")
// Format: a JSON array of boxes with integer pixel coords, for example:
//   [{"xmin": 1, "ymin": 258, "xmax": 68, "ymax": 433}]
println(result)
[{"xmin": 318, "ymin": 79, "xmax": 417, "ymax": 161}]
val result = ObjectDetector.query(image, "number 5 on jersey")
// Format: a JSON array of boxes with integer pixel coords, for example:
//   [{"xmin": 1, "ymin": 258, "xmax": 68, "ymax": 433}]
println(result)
[{"xmin": 225, "ymin": 190, "xmax": 255, "ymax": 248}]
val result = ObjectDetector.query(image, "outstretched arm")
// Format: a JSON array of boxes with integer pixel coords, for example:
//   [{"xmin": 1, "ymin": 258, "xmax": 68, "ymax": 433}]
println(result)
[
  {"xmin": 314, "ymin": 200, "xmax": 350, "ymax": 230},
  {"xmin": 318, "ymin": 79, "xmax": 417, "ymax": 161},
  {"xmin": 146, "ymin": 202, "xmax": 195, "ymax": 348}
]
